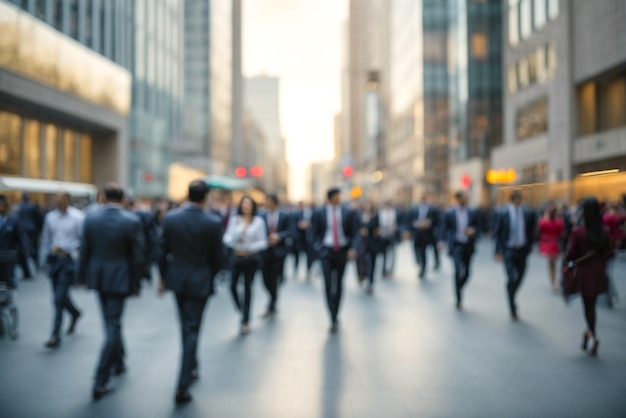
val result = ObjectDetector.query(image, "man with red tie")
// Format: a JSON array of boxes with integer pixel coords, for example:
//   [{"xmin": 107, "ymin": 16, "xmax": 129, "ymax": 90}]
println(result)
[{"xmin": 311, "ymin": 188, "xmax": 360, "ymax": 333}]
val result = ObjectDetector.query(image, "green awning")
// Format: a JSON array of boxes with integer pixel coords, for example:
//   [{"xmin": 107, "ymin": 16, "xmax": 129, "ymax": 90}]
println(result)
[{"xmin": 204, "ymin": 175, "xmax": 251, "ymax": 190}]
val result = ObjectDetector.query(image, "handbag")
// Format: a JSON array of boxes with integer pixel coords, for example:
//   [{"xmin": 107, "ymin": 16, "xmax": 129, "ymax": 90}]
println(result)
[{"xmin": 561, "ymin": 250, "xmax": 595, "ymax": 297}]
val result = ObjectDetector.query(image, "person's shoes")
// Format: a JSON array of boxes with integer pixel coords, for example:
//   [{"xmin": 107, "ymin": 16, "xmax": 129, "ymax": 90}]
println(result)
[
  {"xmin": 456, "ymin": 302, "xmax": 462, "ymax": 311},
  {"xmin": 581, "ymin": 332, "xmax": 591, "ymax": 351},
  {"xmin": 589, "ymin": 339, "xmax": 600, "ymax": 357},
  {"xmin": 92, "ymin": 386, "xmax": 114, "ymax": 401},
  {"xmin": 330, "ymin": 322, "xmax": 338, "ymax": 334},
  {"xmin": 67, "ymin": 312, "xmax": 81, "ymax": 335},
  {"xmin": 175, "ymin": 389, "xmax": 192, "ymax": 405},
  {"xmin": 418, "ymin": 271, "xmax": 426, "ymax": 280},
  {"xmin": 240, "ymin": 324, "xmax": 250, "ymax": 335},
  {"xmin": 45, "ymin": 337, "xmax": 60, "ymax": 349},
  {"xmin": 261, "ymin": 309, "xmax": 276, "ymax": 319},
  {"xmin": 190, "ymin": 369, "xmax": 199, "ymax": 382},
  {"xmin": 112, "ymin": 364, "xmax": 127, "ymax": 376},
  {"xmin": 511, "ymin": 312, "xmax": 519, "ymax": 322}
]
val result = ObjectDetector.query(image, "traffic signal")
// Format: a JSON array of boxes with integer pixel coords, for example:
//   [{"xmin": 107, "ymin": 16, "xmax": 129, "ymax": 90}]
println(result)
[
  {"xmin": 342, "ymin": 165, "xmax": 353, "ymax": 177},
  {"xmin": 250, "ymin": 166, "xmax": 263, "ymax": 177},
  {"xmin": 235, "ymin": 167, "xmax": 247, "ymax": 178}
]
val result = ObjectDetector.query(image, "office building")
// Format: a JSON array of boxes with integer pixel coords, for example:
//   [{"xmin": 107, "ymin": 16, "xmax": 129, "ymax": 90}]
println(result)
[
  {"xmin": 0, "ymin": 1, "xmax": 131, "ymax": 198},
  {"xmin": 492, "ymin": 0, "xmax": 626, "ymax": 203}
]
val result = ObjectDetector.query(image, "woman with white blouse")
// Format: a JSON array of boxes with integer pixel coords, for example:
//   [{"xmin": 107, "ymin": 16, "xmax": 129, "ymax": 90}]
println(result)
[{"xmin": 223, "ymin": 196, "xmax": 268, "ymax": 335}]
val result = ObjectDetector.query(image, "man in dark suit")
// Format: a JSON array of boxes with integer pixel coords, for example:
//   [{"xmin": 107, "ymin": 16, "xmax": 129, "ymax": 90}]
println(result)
[
  {"xmin": 408, "ymin": 194, "xmax": 440, "ymax": 279},
  {"xmin": 126, "ymin": 197, "xmax": 157, "ymax": 282},
  {"xmin": 78, "ymin": 183, "xmax": 144, "ymax": 401},
  {"xmin": 159, "ymin": 180, "xmax": 223, "ymax": 405},
  {"xmin": 261, "ymin": 194, "xmax": 293, "ymax": 317},
  {"xmin": 493, "ymin": 190, "xmax": 536, "ymax": 321},
  {"xmin": 0, "ymin": 194, "xmax": 29, "ymax": 292},
  {"xmin": 293, "ymin": 202, "xmax": 316, "ymax": 279},
  {"xmin": 439, "ymin": 190, "xmax": 481, "ymax": 310},
  {"xmin": 17, "ymin": 193, "xmax": 43, "ymax": 279},
  {"xmin": 311, "ymin": 188, "xmax": 360, "ymax": 333}
]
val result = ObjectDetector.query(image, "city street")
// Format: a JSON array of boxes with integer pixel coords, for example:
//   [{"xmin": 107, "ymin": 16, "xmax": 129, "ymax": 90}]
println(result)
[{"xmin": 1, "ymin": 240, "xmax": 626, "ymax": 418}]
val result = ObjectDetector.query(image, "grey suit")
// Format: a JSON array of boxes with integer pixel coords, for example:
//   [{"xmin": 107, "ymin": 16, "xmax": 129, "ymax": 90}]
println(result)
[
  {"xmin": 79, "ymin": 205, "xmax": 144, "ymax": 388},
  {"xmin": 159, "ymin": 204, "xmax": 223, "ymax": 391}
]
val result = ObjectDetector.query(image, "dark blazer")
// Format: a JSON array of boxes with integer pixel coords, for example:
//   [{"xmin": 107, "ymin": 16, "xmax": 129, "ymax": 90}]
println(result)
[
  {"xmin": 439, "ymin": 206, "xmax": 481, "ymax": 254},
  {"xmin": 79, "ymin": 206, "xmax": 145, "ymax": 295},
  {"xmin": 565, "ymin": 226, "xmax": 613, "ymax": 298},
  {"xmin": 493, "ymin": 205, "xmax": 537, "ymax": 256},
  {"xmin": 407, "ymin": 204, "xmax": 440, "ymax": 245},
  {"xmin": 261, "ymin": 210, "xmax": 293, "ymax": 258},
  {"xmin": 159, "ymin": 205, "xmax": 223, "ymax": 298},
  {"xmin": 311, "ymin": 205, "xmax": 361, "ymax": 252},
  {"xmin": 134, "ymin": 209, "xmax": 158, "ymax": 274},
  {"xmin": 18, "ymin": 202, "xmax": 43, "ymax": 234},
  {"xmin": 359, "ymin": 212, "xmax": 383, "ymax": 252},
  {"xmin": 0, "ymin": 214, "xmax": 29, "ymax": 287}
]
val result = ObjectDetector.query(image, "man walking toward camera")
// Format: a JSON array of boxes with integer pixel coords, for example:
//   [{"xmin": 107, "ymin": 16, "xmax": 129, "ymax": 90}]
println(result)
[{"xmin": 78, "ymin": 183, "xmax": 144, "ymax": 400}]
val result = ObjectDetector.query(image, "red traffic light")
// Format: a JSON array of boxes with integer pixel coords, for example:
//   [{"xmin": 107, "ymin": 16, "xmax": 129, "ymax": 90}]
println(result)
[
  {"xmin": 235, "ymin": 167, "xmax": 247, "ymax": 178},
  {"xmin": 461, "ymin": 174, "xmax": 472, "ymax": 189},
  {"xmin": 342, "ymin": 165, "xmax": 353, "ymax": 177},
  {"xmin": 250, "ymin": 166, "xmax": 263, "ymax": 177}
]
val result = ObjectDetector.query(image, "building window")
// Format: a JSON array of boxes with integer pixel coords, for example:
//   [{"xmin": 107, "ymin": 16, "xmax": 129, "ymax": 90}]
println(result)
[
  {"xmin": 24, "ymin": 119, "xmax": 42, "ymax": 178},
  {"xmin": 0, "ymin": 111, "xmax": 21, "ymax": 175},
  {"xmin": 508, "ymin": 0, "xmax": 519, "ymax": 46},
  {"xmin": 45, "ymin": 124, "xmax": 58, "ymax": 180},
  {"xmin": 516, "ymin": 96, "xmax": 548, "ymax": 140},
  {"xmin": 520, "ymin": 0, "xmax": 532, "ymax": 40},
  {"xmin": 577, "ymin": 83, "xmax": 596, "ymax": 137},
  {"xmin": 536, "ymin": 47, "xmax": 547, "ymax": 82},
  {"xmin": 80, "ymin": 134, "xmax": 93, "ymax": 183},
  {"xmin": 599, "ymin": 76, "xmax": 626, "ymax": 131},
  {"xmin": 548, "ymin": 0, "xmax": 559, "ymax": 20},
  {"xmin": 471, "ymin": 33, "xmax": 489, "ymax": 59},
  {"xmin": 508, "ymin": 65, "xmax": 518, "ymax": 93},
  {"xmin": 533, "ymin": 0, "xmax": 547, "ymax": 29},
  {"xmin": 518, "ymin": 58, "xmax": 529, "ymax": 88},
  {"xmin": 546, "ymin": 42, "xmax": 557, "ymax": 77},
  {"xmin": 62, "ymin": 130, "xmax": 76, "ymax": 182}
]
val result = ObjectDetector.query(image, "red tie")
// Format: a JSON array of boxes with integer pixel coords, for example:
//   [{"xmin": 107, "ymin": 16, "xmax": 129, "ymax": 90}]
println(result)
[{"xmin": 332, "ymin": 207, "xmax": 340, "ymax": 251}]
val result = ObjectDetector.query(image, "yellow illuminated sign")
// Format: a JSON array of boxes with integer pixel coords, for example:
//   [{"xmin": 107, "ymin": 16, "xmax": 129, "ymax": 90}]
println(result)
[
  {"xmin": 350, "ymin": 186, "xmax": 362, "ymax": 199},
  {"xmin": 486, "ymin": 168, "xmax": 517, "ymax": 184}
]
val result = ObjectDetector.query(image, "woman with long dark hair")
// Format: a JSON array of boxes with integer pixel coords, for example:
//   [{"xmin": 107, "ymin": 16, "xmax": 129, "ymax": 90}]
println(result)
[
  {"xmin": 538, "ymin": 201, "xmax": 564, "ymax": 292},
  {"xmin": 223, "ymin": 196, "xmax": 268, "ymax": 335},
  {"xmin": 564, "ymin": 197, "xmax": 614, "ymax": 356}
]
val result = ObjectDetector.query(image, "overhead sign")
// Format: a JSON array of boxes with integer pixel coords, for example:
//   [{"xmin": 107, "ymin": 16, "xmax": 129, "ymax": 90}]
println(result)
[{"xmin": 486, "ymin": 168, "xmax": 517, "ymax": 184}]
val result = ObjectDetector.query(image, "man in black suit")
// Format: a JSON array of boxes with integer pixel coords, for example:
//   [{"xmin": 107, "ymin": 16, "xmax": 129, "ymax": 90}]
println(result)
[
  {"xmin": 17, "ymin": 193, "xmax": 42, "ymax": 279},
  {"xmin": 311, "ymin": 188, "xmax": 360, "ymax": 333},
  {"xmin": 261, "ymin": 194, "xmax": 293, "ymax": 317},
  {"xmin": 408, "ymin": 194, "xmax": 440, "ymax": 279},
  {"xmin": 126, "ymin": 197, "xmax": 157, "ymax": 282},
  {"xmin": 159, "ymin": 180, "xmax": 223, "ymax": 405},
  {"xmin": 293, "ymin": 202, "xmax": 316, "ymax": 279},
  {"xmin": 493, "ymin": 191, "xmax": 536, "ymax": 321},
  {"xmin": 78, "ymin": 183, "xmax": 144, "ymax": 400},
  {"xmin": 0, "ymin": 194, "xmax": 29, "ymax": 292},
  {"xmin": 439, "ymin": 190, "xmax": 481, "ymax": 310}
]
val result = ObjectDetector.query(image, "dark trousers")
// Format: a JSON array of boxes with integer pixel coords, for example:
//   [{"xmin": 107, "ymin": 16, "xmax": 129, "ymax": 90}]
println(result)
[
  {"xmin": 95, "ymin": 294, "xmax": 125, "ymax": 387},
  {"xmin": 414, "ymin": 239, "xmax": 440, "ymax": 273},
  {"xmin": 357, "ymin": 245, "xmax": 377, "ymax": 286},
  {"xmin": 321, "ymin": 248, "xmax": 348, "ymax": 324},
  {"xmin": 230, "ymin": 255, "xmax": 259, "ymax": 324},
  {"xmin": 48, "ymin": 255, "xmax": 80, "ymax": 339},
  {"xmin": 451, "ymin": 243, "xmax": 473, "ymax": 305},
  {"xmin": 504, "ymin": 248, "xmax": 528, "ymax": 315},
  {"xmin": 18, "ymin": 251, "xmax": 33, "ymax": 278},
  {"xmin": 381, "ymin": 238, "xmax": 396, "ymax": 275},
  {"xmin": 175, "ymin": 294, "xmax": 208, "ymax": 390},
  {"xmin": 262, "ymin": 253, "xmax": 284, "ymax": 311}
]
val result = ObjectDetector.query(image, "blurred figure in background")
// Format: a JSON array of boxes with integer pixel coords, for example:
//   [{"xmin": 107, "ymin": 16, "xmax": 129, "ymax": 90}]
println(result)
[
  {"xmin": 407, "ymin": 193, "xmax": 440, "ymax": 280},
  {"xmin": 126, "ymin": 197, "xmax": 157, "ymax": 282},
  {"xmin": 78, "ymin": 183, "xmax": 144, "ymax": 401},
  {"xmin": 493, "ymin": 191, "xmax": 536, "ymax": 321},
  {"xmin": 564, "ymin": 197, "xmax": 614, "ymax": 357},
  {"xmin": 439, "ymin": 190, "xmax": 481, "ymax": 310},
  {"xmin": 158, "ymin": 181, "xmax": 223, "ymax": 404},
  {"xmin": 356, "ymin": 201, "xmax": 380, "ymax": 294},
  {"xmin": 293, "ymin": 202, "xmax": 316, "ymax": 280},
  {"xmin": 538, "ymin": 201, "xmax": 565, "ymax": 292},
  {"xmin": 85, "ymin": 191, "xmax": 106, "ymax": 216},
  {"xmin": 16, "ymin": 193, "xmax": 43, "ymax": 279},
  {"xmin": 602, "ymin": 199, "xmax": 625, "ymax": 307},
  {"xmin": 223, "ymin": 196, "xmax": 268, "ymax": 335},
  {"xmin": 40, "ymin": 191, "xmax": 84, "ymax": 349},
  {"xmin": 378, "ymin": 199, "xmax": 400, "ymax": 279}
]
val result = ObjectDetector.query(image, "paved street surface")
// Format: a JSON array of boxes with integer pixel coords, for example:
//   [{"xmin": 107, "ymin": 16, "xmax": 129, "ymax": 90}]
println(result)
[{"xmin": 1, "ymin": 240, "xmax": 626, "ymax": 418}]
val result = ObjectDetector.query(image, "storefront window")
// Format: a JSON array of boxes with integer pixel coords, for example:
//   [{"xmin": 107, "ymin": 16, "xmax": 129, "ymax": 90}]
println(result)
[
  {"xmin": 24, "ymin": 119, "xmax": 42, "ymax": 178},
  {"xmin": 63, "ymin": 130, "xmax": 77, "ymax": 182},
  {"xmin": 80, "ymin": 134, "xmax": 92, "ymax": 183},
  {"xmin": 45, "ymin": 124, "xmax": 58, "ymax": 180},
  {"xmin": 0, "ymin": 111, "xmax": 21, "ymax": 175}
]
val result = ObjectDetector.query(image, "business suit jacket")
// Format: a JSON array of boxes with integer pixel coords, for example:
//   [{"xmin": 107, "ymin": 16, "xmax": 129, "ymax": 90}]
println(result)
[
  {"xmin": 311, "ymin": 205, "xmax": 361, "ymax": 252},
  {"xmin": 18, "ymin": 202, "xmax": 43, "ymax": 238},
  {"xmin": 493, "ymin": 205, "xmax": 537, "ymax": 256},
  {"xmin": 439, "ymin": 206, "xmax": 481, "ymax": 255},
  {"xmin": 0, "ymin": 214, "xmax": 29, "ymax": 288},
  {"xmin": 408, "ymin": 205, "xmax": 440, "ymax": 246},
  {"xmin": 359, "ymin": 212, "xmax": 383, "ymax": 252},
  {"xmin": 159, "ymin": 205, "xmax": 223, "ymax": 298},
  {"xmin": 261, "ymin": 210, "xmax": 293, "ymax": 259},
  {"xmin": 79, "ymin": 206, "xmax": 145, "ymax": 296}
]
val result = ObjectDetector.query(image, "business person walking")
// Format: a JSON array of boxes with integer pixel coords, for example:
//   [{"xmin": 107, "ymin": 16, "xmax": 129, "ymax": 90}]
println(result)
[
  {"xmin": 78, "ymin": 184, "xmax": 144, "ymax": 400},
  {"xmin": 159, "ymin": 180, "xmax": 224, "ymax": 404}
]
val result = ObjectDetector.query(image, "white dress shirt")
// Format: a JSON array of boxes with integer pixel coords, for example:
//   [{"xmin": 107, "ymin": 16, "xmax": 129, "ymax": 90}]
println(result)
[
  {"xmin": 40, "ymin": 207, "xmax": 85, "ymax": 257},
  {"xmin": 223, "ymin": 215, "xmax": 269, "ymax": 253},
  {"xmin": 455, "ymin": 206, "xmax": 469, "ymax": 244},
  {"xmin": 508, "ymin": 204, "xmax": 526, "ymax": 247},
  {"xmin": 323, "ymin": 205, "xmax": 348, "ymax": 248},
  {"xmin": 379, "ymin": 208, "xmax": 397, "ymax": 238}
]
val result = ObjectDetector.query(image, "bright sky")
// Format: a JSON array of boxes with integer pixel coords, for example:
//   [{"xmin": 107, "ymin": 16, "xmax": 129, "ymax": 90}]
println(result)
[{"xmin": 243, "ymin": 0, "xmax": 348, "ymax": 201}]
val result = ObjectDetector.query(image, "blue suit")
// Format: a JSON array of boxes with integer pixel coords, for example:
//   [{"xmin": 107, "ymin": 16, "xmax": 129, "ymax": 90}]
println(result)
[
  {"xmin": 0, "ymin": 214, "xmax": 29, "ymax": 289},
  {"xmin": 79, "ymin": 205, "xmax": 145, "ymax": 388}
]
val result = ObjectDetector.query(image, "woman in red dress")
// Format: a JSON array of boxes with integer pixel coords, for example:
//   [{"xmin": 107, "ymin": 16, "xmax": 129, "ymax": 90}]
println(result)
[
  {"xmin": 565, "ymin": 197, "xmax": 613, "ymax": 357},
  {"xmin": 538, "ymin": 201, "xmax": 564, "ymax": 291}
]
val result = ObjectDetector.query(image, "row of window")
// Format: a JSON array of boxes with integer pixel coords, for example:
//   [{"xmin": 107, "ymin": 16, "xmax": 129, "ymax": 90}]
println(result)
[
  {"xmin": 0, "ymin": 111, "xmax": 93, "ymax": 184},
  {"xmin": 507, "ymin": 43, "xmax": 557, "ymax": 93},
  {"xmin": 578, "ymin": 71, "xmax": 626, "ymax": 137},
  {"xmin": 516, "ymin": 96, "xmax": 548, "ymax": 141},
  {"xmin": 508, "ymin": 0, "xmax": 559, "ymax": 46}
]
